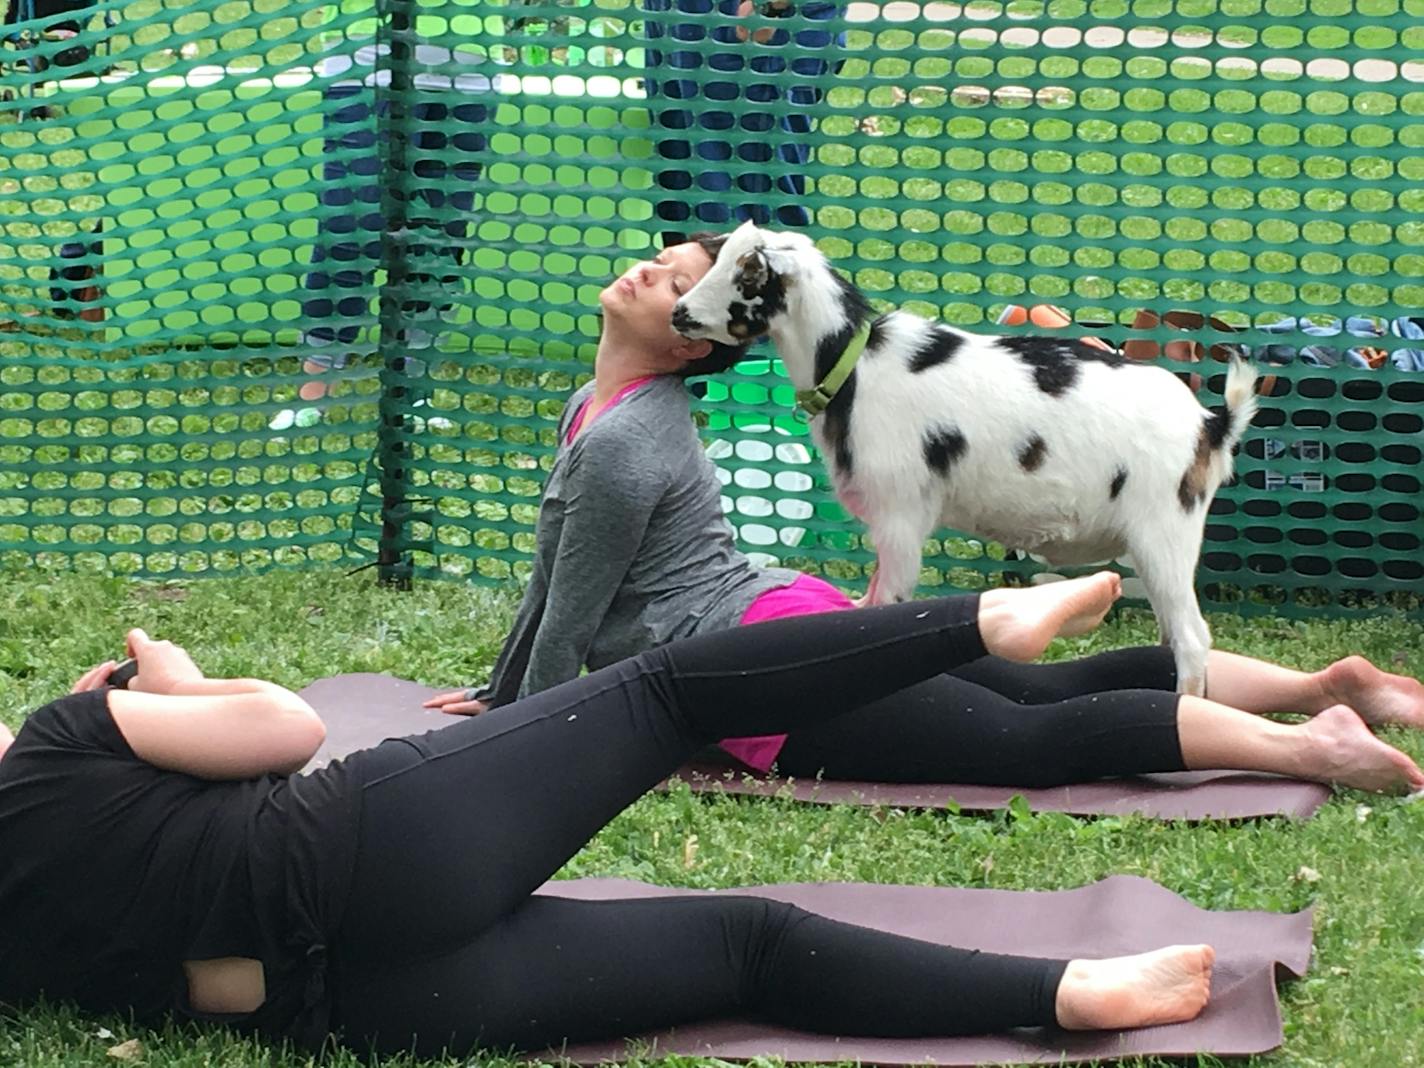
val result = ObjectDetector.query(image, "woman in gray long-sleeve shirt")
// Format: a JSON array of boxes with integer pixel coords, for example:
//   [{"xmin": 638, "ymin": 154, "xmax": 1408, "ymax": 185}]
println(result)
[{"xmin": 428, "ymin": 235, "xmax": 1424, "ymax": 794}]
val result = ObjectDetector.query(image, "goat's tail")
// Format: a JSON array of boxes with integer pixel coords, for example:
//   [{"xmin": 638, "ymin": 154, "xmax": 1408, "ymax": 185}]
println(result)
[
  {"xmin": 1207, "ymin": 355, "xmax": 1260, "ymax": 486},
  {"xmin": 1221, "ymin": 355, "xmax": 1260, "ymax": 448}
]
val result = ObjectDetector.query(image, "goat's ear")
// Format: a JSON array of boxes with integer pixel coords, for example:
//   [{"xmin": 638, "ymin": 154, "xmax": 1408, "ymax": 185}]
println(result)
[
  {"xmin": 762, "ymin": 248, "xmax": 795, "ymax": 281},
  {"xmin": 736, "ymin": 249, "xmax": 769, "ymax": 293}
]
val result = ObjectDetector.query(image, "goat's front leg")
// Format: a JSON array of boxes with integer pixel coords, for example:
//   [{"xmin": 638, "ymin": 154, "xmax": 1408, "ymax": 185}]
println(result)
[
  {"xmin": 1129, "ymin": 533, "xmax": 1211, "ymax": 697},
  {"xmin": 863, "ymin": 515, "xmax": 933, "ymax": 606},
  {"xmin": 852, "ymin": 569, "xmax": 880, "ymax": 609}
]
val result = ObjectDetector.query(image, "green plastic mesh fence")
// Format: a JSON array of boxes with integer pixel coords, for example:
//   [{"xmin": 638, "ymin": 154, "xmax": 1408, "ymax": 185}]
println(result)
[
  {"xmin": 1, "ymin": 0, "xmax": 381, "ymax": 574},
  {"xmin": 1, "ymin": 0, "xmax": 1421, "ymax": 616}
]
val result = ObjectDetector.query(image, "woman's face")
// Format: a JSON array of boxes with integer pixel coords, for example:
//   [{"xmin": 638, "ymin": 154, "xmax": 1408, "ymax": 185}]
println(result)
[{"xmin": 599, "ymin": 242, "xmax": 715, "ymax": 354}]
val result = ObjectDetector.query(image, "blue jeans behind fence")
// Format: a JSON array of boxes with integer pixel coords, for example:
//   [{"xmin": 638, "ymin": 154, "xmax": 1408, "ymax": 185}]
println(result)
[
  {"xmin": 1257, "ymin": 314, "xmax": 1424, "ymax": 373},
  {"xmin": 302, "ymin": 82, "xmax": 484, "ymax": 360},
  {"xmin": 642, "ymin": 0, "xmax": 840, "ymax": 235}
]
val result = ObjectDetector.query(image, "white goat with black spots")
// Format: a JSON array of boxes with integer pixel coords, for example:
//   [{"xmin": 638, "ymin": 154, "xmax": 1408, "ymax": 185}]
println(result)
[{"xmin": 672, "ymin": 222, "xmax": 1259, "ymax": 695}]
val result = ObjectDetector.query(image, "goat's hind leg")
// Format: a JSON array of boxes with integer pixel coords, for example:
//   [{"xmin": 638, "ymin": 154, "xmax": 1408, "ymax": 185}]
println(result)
[{"xmin": 1128, "ymin": 532, "xmax": 1212, "ymax": 697}]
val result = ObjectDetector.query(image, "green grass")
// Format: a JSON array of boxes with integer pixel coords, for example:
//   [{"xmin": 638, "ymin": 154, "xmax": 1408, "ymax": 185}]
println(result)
[{"xmin": 3, "ymin": 566, "xmax": 1424, "ymax": 1065}]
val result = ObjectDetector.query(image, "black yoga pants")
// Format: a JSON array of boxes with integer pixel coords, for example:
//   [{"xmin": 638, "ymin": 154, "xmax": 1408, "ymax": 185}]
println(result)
[
  {"xmin": 777, "ymin": 646, "xmax": 1186, "ymax": 785},
  {"xmin": 327, "ymin": 595, "xmax": 1066, "ymax": 1056}
]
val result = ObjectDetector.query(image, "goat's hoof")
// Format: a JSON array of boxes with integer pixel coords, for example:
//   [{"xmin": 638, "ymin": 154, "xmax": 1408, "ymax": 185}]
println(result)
[{"xmin": 1177, "ymin": 676, "xmax": 1207, "ymax": 698}]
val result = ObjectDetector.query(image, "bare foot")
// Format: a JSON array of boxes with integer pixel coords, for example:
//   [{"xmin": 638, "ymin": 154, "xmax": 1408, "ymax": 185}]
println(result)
[
  {"xmin": 978, "ymin": 571, "xmax": 1122, "ymax": 662},
  {"xmin": 1300, "ymin": 704, "xmax": 1424, "ymax": 793},
  {"xmin": 1321, "ymin": 655, "xmax": 1424, "ymax": 730},
  {"xmin": 1056, "ymin": 945, "xmax": 1214, "ymax": 1031}
]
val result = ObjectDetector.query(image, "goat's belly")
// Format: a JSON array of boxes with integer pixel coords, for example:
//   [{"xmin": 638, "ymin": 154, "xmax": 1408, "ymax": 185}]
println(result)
[
  {"xmin": 1025, "ymin": 537, "xmax": 1128, "ymax": 566},
  {"xmin": 943, "ymin": 502, "xmax": 1124, "ymax": 565}
]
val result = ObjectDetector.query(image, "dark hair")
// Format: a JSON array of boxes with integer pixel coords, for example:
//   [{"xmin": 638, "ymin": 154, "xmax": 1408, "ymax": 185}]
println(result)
[{"xmin": 672, "ymin": 231, "xmax": 755, "ymax": 379}]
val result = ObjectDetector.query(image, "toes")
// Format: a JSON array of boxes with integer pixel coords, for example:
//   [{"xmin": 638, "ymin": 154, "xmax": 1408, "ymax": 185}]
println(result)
[{"xmin": 1397, "ymin": 754, "xmax": 1424, "ymax": 788}]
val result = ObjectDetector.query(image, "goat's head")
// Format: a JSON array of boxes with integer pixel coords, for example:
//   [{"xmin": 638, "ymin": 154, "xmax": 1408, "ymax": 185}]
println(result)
[{"xmin": 671, "ymin": 221, "xmax": 819, "ymax": 346}]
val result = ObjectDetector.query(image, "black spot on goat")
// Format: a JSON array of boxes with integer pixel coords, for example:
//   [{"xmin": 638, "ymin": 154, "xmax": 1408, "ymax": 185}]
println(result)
[
  {"xmin": 909, "ymin": 328, "xmax": 964, "ymax": 374},
  {"xmin": 923, "ymin": 427, "xmax": 968, "ymax": 476},
  {"xmin": 1109, "ymin": 466, "xmax": 1128, "ymax": 500},
  {"xmin": 1018, "ymin": 434, "xmax": 1048, "ymax": 473},
  {"xmin": 1000, "ymin": 336, "xmax": 1125, "ymax": 398}
]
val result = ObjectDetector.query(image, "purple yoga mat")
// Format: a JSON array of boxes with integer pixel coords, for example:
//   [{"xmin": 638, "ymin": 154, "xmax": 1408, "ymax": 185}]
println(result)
[
  {"xmin": 534, "ymin": 877, "xmax": 1311, "ymax": 1065},
  {"xmin": 296, "ymin": 675, "xmax": 1312, "ymax": 1063},
  {"xmin": 298, "ymin": 673, "xmax": 1331, "ymax": 820}
]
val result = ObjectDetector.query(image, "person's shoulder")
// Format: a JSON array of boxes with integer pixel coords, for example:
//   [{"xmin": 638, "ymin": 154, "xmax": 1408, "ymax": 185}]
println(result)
[
  {"xmin": 618, "ymin": 375, "xmax": 692, "ymax": 426},
  {"xmin": 566, "ymin": 380, "xmax": 597, "ymax": 408},
  {"xmin": 595, "ymin": 379, "xmax": 692, "ymax": 448},
  {"xmin": 556, "ymin": 380, "xmax": 595, "ymax": 431},
  {"xmin": 575, "ymin": 384, "xmax": 686, "ymax": 485},
  {"xmin": 8, "ymin": 690, "xmax": 122, "ymax": 756},
  {"xmin": 18, "ymin": 689, "xmax": 103, "ymax": 729}
]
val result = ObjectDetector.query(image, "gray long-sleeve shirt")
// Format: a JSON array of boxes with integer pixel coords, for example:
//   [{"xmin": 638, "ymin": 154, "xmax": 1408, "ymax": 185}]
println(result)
[{"xmin": 477, "ymin": 375, "xmax": 801, "ymax": 706}]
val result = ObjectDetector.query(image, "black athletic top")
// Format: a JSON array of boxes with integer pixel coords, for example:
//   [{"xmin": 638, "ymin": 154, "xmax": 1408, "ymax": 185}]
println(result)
[{"xmin": 0, "ymin": 690, "xmax": 356, "ymax": 1043}]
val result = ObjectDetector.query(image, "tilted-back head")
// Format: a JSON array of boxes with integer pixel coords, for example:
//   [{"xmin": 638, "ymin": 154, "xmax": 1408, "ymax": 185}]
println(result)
[{"xmin": 671, "ymin": 221, "xmax": 822, "ymax": 346}]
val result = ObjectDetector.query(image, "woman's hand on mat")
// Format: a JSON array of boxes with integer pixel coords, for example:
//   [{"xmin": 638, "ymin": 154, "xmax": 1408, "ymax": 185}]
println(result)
[
  {"xmin": 123, "ymin": 628, "xmax": 205, "ymax": 695},
  {"xmin": 423, "ymin": 689, "xmax": 489, "ymax": 716},
  {"xmin": 70, "ymin": 660, "xmax": 117, "ymax": 694}
]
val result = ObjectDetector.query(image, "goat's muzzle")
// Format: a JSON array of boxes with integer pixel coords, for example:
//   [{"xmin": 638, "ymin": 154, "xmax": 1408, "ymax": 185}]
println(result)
[{"xmin": 671, "ymin": 304, "xmax": 702, "ymax": 337}]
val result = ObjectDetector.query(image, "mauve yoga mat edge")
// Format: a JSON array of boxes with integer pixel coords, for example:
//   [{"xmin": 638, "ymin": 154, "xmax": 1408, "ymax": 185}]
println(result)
[{"xmin": 667, "ymin": 762, "xmax": 1331, "ymax": 821}]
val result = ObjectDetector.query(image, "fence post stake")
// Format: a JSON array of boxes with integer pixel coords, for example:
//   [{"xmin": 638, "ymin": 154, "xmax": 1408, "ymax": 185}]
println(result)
[{"xmin": 374, "ymin": 0, "xmax": 415, "ymax": 589}]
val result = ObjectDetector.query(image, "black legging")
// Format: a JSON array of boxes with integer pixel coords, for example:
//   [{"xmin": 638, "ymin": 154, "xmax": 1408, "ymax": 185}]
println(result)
[
  {"xmin": 327, "ymin": 596, "xmax": 1066, "ymax": 1056},
  {"xmin": 777, "ymin": 647, "xmax": 1185, "ymax": 786}
]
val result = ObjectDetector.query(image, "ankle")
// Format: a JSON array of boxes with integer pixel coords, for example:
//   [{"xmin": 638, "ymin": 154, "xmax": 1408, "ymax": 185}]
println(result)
[
  {"xmin": 1054, "ymin": 959, "xmax": 1097, "ymax": 1029},
  {"xmin": 1282, "ymin": 723, "xmax": 1321, "ymax": 781},
  {"xmin": 1311, "ymin": 663, "xmax": 1341, "ymax": 713},
  {"xmin": 1297, "ymin": 706, "xmax": 1358, "ymax": 782},
  {"xmin": 975, "ymin": 599, "xmax": 1034, "ymax": 662},
  {"xmin": 977, "ymin": 588, "xmax": 1012, "ymax": 620}
]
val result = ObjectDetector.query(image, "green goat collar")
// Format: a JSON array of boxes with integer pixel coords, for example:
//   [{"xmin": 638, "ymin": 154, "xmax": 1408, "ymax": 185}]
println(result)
[{"xmin": 793, "ymin": 321, "xmax": 873, "ymax": 420}]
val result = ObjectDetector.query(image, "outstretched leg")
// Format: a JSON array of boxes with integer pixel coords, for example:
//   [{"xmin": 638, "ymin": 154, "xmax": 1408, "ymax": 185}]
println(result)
[
  {"xmin": 1205, "ymin": 651, "xmax": 1424, "ymax": 728},
  {"xmin": 332, "ymin": 892, "xmax": 1211, "ymax": 1058},
  {"xmin": 948, "ymin": 645, "xmax": 1177, "ymax": 703},
  {"xmin": 1180, "ymin": 699, "xmax": 1424, "ymax": 793},
  {"xmin": 778, "ymin": 677, "xmax": 1424, "ymax": 793},
  {"xmin": 336, "ymin": 579, "xmax": 1121, "ymax": 961},
  {"xmin": 949, "ymin": 644, "xmax": 1424, "ymax": 730},
  {"xmin": 777, "ymin": 674, "xmax": 1183, "ymax": 787}
]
